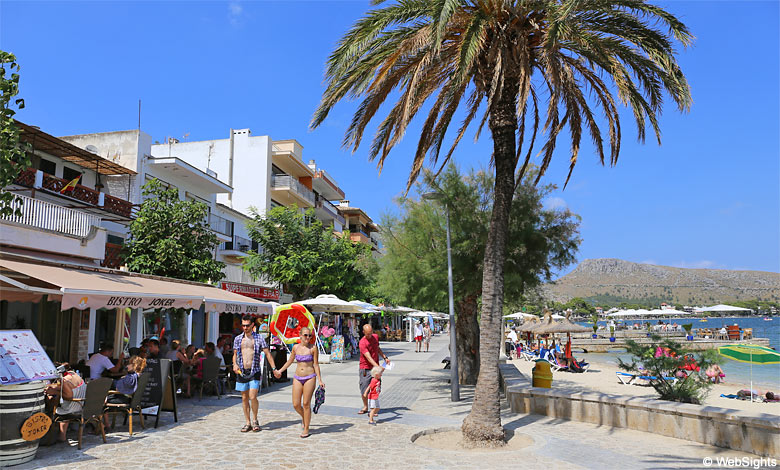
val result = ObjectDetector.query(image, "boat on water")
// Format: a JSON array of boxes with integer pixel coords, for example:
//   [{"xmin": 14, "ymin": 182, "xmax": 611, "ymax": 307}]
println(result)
[
  {"xmin": 764, "ymin": 317, "xmax": 773, "ymax": 321},
  {"xmin": 700, "ymin": 318, "xmax": 708, "ymax": 322}
]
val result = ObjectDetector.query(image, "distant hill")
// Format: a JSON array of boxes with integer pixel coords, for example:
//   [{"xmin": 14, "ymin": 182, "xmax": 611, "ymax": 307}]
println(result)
[{"xmin": 544, "ymin": 258, "xmax": 780, "ymax": 306}]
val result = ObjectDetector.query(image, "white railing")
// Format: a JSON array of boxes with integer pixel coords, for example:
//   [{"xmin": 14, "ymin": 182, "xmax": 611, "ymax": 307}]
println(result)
[
  {"xmin": 317, "ymin": 196, "xmax": 345, "ymax": 225},
  {"xmin": 271, "ymin": 175, "xmax": 315, "ymax": 205},
  {"xmin": 1, "ymin": 192, "xmax": 102, "ymax": 238}
]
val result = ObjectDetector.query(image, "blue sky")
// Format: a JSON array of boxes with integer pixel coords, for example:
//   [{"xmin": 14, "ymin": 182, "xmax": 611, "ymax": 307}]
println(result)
[{"xmin": 2, "ymin": 0, "xmax": 778, "ymax": 276}]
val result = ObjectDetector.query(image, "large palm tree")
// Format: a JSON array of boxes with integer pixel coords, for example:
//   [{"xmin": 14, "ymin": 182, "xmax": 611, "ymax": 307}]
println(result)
[{"xmin": 312, "ymin": 0, "xmax": 692, "ymax": 444}]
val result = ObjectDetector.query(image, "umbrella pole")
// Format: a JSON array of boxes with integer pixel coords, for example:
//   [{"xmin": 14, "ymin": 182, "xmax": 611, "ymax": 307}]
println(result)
[{"xmin": 750, "ymin": 349, "xmax": 754, "ymax": 402}]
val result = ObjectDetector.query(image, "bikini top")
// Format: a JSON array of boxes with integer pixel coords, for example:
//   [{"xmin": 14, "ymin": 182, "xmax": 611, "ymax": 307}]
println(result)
[{"xmin": 295, "ymin": 354, "xmax": 313, "ymax": 362}]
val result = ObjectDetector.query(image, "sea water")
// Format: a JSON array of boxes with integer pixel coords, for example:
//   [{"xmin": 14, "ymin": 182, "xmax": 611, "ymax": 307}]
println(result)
[{"xmin": 576, "ymin": 317, "xmax": 780, "ymax": 389}]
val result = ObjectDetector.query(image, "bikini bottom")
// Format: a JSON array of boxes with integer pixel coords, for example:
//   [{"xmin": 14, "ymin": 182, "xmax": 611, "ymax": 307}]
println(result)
[{"xmin": 294, "ymin": 373, "xmax": 316, "ymax": 385}]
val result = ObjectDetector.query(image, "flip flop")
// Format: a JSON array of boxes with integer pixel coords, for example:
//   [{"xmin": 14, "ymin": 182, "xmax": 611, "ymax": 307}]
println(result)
[
  {"xmin": 300, "ymin": 433, "xmax": 311, "ymax": 438},
  {"xmin": 251, "ymin": 422, "xmax": 261, "ymax": 432},
  {"xmin": 357, "ymin": 409, "xmax": 368, "ymax": 414},
  {"xmin": 240, "ymin": 424, "xmax": 252, "ymax": 433}
]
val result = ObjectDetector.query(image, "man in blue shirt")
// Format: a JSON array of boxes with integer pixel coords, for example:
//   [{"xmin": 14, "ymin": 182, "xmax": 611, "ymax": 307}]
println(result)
[{"xmin": 233, "ymin": 315, "xmax": 279, "ymax": 432}]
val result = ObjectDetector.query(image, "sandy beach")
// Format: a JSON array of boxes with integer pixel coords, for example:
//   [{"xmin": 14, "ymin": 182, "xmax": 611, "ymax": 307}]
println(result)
[{"xmin": 509, "ymin": 355, "xmax": 779, "ymax": 415}]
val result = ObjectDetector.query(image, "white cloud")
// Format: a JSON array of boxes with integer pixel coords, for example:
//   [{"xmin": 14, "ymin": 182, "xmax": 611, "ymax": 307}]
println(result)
[
  {"xmin": 543, "ymin": 196, "xmax": 567, "ymax": 210},
  {"xmin": 673, "ymin": 260, "xmax": 719, "ymax": 269},
  {"xmin": 228, "ymin": 1, "xmax": 243, "ymax": 26}
]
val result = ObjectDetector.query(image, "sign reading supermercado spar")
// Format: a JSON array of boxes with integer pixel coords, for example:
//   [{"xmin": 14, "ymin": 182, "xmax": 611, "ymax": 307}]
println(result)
[
  {"xmin": 61, "ymin": 294, "xmax": 200, "ymax": 311},
  {"xmin": 220, "ymin": 281, "xmax": 280, "ymax": 300}
]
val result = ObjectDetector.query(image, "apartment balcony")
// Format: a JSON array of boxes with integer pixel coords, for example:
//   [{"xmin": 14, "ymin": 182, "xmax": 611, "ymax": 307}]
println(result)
[
  {"xmin": 219, "ymin": 235, "xmax": 258, "ymax": 258},
  {"xmin": 0, "ymin": 192, "xmax": 107, "ymax": 261},
  {"xmin": 315, "ymin": 195, "xmax": 345, "ymax": 226},
  {"xmin": 349, "ymin": 231, "xmax": 371, "ymax": 245},
  {"xmin": 271, "ymin": 174, "xmax": 315, "ymax": 208},
  {"xmin": 209, "ymin": 213, "xmax": 233, "ymax": 241},
  {"xmin": 14, "ymin": 168, "xmax": 134, "ymax": 219}
]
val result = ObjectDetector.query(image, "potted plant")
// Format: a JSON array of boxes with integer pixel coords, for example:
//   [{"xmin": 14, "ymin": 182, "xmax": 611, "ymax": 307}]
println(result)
[
  {"xmin": 590, "ymin": 313, "xmax": 599, "ymax": 339},
  {"xmin": 609, "ymin": 325, "xmax": 616, "ymax": 342},
  {"xmin": 646, "ymin": 322, "xmax": 652, "ymax": 338},
  {"xmin": 683, "ymin": 323, "xmax": 694, "ymax": 341}
]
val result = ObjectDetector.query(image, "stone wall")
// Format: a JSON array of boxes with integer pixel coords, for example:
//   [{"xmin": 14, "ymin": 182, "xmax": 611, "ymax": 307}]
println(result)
[{"xmin": 499, "ymin": 363, "xmax": 780, "ymax": 458}]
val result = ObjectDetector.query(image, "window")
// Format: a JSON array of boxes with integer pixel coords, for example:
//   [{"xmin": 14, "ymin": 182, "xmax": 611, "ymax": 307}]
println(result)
[
  {"xmin": 107, "ymin": 235, "xmax": 124, "ymax": 245},
  {"xmin": 62, "ymin": 166, "xmax": 82, "ymax": 183},
  {"xmin": 38, "ymin": 158, "xmax": 56, "ymax": 175}
]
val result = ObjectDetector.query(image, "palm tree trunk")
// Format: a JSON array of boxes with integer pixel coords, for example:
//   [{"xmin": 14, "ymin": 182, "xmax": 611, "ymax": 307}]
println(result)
[
  {"xmin": 456, "ymin": 295, "xmax": 480, "ymax": 385},
  {"xmin": 462, "ymin": 87, "xmax": 518, "ymax": 445}
]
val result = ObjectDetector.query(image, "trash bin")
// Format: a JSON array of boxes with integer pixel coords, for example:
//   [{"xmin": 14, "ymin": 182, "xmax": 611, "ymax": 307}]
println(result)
[{"xmin": 532, "ymin": 360, "xmax": 553, "ymax": 388}]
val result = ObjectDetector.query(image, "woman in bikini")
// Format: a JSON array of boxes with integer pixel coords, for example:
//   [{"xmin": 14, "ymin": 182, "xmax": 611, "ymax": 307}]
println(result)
[{"xmin": 274, "ymin": 327, "xmax": 324, "ymax": 438}]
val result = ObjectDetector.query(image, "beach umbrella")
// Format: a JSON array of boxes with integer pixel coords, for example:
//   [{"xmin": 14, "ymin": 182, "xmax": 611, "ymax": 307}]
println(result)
[
  {"xmin": 718, "ymin": 344, "xmax": 780, "ymax": 401},
  {"xmin": 535, "ymin": 312, "xmax": 590, "ymax": 356},
  {"xmin": 298, "ymin": 294, "xmax": 366, "ymax": 313},
  {"xmin": 504, "ymin": 312, "xmax": 537, "ymax": 320},
  {"xmin": 350, "ymin": 300, "xmax": 381, "ymax": 312}
]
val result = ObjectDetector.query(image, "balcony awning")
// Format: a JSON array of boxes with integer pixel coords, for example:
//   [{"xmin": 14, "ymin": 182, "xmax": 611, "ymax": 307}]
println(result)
[
  {"xmin": 17, "ymin": 121, "xmax": 135, "ymax": 176},
  {"xmin": 0, "ymin": 258, "xmax": 272, "ymax": 314}
]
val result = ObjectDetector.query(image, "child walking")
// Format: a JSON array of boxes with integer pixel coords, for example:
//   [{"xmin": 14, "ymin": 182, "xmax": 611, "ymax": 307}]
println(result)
[{"xmin": 363, "ymin": 366, "xmax": 382, "ymax": 424}]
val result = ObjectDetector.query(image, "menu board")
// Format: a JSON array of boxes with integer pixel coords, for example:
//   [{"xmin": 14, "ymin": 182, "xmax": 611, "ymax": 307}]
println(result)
[
  {"xmin": 0, "ymin": 330, "xmax": 58, "ymax": 385},
  {"xmin": 139, "ymin": 358, "xmax": 178, "ymax": 427}
]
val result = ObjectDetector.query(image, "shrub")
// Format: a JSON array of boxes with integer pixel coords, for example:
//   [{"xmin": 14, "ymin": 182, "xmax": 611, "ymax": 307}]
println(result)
[{"xmin": 618, "ymin": 335, "xmax": 721, "ymax": 404}]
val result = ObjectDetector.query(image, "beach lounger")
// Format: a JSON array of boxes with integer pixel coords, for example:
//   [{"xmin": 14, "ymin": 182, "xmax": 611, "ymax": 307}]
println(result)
[
  {"xmin": 520, "ymin": 350, "xmax": 538, "ymax": 361},
  {"xmin": 616, "ymin": 372, "xmax": 636, "ymax": 384}
]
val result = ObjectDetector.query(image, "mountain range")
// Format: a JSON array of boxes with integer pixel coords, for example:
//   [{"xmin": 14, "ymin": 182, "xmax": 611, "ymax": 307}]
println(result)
[{"xmin": 544, "ymin": 258, "xmax": 780, "ymax": 306}]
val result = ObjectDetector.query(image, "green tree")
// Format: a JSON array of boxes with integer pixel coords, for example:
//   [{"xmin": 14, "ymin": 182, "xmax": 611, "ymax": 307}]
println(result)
[
  {"xmin": 563, "ymin": 297, "xmax": 596, "ymax": 315},
  {"xmin": 122, "ymin": 179, "xmax": 225, "ymax": 283},
  {"xmin": 1, "ymin": 51, "xmax": 31, "ymax": 216},
  {"xmin": 312, "ymin": 0, "xmax": 692, "ymax": 444},
  {"xmin": 378, "ymin": 164, "xmax": 580, "ymax": 384},
  {"xmin": 244, "ymin": 206, "xmax": 374, "ymax": 301}
]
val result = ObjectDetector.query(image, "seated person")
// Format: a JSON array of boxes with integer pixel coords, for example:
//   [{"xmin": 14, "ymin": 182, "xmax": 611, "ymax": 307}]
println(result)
[
  {"xmin": 205, "ymin": 342, "xmax": 225, "ymax": 367},
  {"xmin": 86, "ymin": 344, "xmax": 124, "ymax": 380},
  {"xmin": 705, "ymin": 364, "xmax": 725, "ymax": 384},
  {"xmin": 44, "ymin": 370, "xmax": 87, "ymax": 443},
  {"xmin": 108, "ymin": 356, "xmax": 147, "ymax": 404}
]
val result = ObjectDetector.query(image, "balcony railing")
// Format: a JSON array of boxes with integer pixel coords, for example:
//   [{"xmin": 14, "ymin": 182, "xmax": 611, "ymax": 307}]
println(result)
[
  {"xmin": 209, "ymin": 213, "xmax": 233, "ymax": 236},
  {"xmin": 220, "ymin": 235, "xmax": 258, "ymax": 254},
  {"xmin": 271, "ymin": 175, "xmax": 315, "ymax": 205},
  {"xmin": 1, "ymin": 192, "xmax": 102, "ymax": 238},
  {"xmin": 316, "ymin": 195, "xmax": 346, "ymax": 225},
  {"xmin": 14, "ymin": 168, "xmax": 133, "ymax": 218}
]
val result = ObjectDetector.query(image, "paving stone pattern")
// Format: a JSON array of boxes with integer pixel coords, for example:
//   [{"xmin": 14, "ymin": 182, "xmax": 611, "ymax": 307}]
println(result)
[{"xmin": 18, "ymin": 335, "xmax": 775, "ymax": 470}]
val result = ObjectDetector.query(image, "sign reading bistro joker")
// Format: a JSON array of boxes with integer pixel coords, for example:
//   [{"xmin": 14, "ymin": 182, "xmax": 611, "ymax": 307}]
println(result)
[
  {"xmin": 220, "ymin": 281, "xmax": 280, "ymax": 301},
  {"xmin": 62, "ymin": 294, "xmax": 200, "ymax": 311}
]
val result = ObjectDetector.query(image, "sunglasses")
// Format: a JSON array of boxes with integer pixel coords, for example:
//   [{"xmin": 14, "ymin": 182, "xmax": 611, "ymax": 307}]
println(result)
[
  {"xmin": 301, "ymin": 334, "xmax": 311, "ymax": 337},
  {"xmin": 242, "ymin": 324, "xmax": 253, "ymax": 328}
]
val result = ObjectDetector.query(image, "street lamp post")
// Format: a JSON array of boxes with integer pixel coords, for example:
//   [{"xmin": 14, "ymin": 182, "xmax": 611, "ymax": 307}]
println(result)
[{"xmin": 422, "ymin": 192, "xmax": 460, "ymax": 401}]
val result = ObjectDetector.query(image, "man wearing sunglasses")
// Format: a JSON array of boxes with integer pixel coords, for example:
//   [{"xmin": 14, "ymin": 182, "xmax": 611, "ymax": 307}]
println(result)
[{"xmin": 233, "ymin": 315, "xmax": 279, "ymax": 432}]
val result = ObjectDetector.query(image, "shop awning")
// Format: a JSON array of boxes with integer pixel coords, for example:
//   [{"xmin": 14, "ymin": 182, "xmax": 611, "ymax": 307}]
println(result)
[{"xmin": 0, "ymin": 259, "xmax": 272, "ymax": 314}]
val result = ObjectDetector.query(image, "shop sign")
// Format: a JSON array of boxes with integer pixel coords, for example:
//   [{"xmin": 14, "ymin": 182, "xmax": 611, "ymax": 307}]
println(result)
[
  {"xmin": 206, "ymin": 301, "xmax": 272, "ymax": 315},
  {"xmin": 220, "ymin": 281, "xmax": 280, "ymax": 300},
  {"xmin": 62, "ymin": 294, "xmax": 200, "ymax": 311}
]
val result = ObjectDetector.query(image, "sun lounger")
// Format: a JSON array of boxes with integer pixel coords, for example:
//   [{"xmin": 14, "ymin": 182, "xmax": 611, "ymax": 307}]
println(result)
[{"xmin": 616, "ymin": 372, "xmax": 636, "ymax": 384}]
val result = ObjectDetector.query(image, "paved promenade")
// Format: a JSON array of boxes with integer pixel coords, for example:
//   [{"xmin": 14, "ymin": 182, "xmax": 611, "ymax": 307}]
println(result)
[{"xmin": 22, "ymin": 335, "xmax": 774, "ymax": 470}]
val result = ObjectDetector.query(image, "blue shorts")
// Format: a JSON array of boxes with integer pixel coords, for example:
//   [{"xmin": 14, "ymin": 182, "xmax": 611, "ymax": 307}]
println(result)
[{"xmin": 236, "ymin": 379, "xmax": 260, "ymax": 392}]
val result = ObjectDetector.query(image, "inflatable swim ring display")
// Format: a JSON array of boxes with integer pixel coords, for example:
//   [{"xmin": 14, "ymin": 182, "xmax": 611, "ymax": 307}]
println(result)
[{"xmin": 270, "ymin": 304, "xmax": 316, "ymax": 344}]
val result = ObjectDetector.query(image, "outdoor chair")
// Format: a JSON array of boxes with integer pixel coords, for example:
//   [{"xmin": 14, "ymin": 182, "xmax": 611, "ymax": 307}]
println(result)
[
  {"xmin": 193, "ymin": 357, "xmax": 222, "ymax": 400},
  {"xmin": 53, "ymin": 377, "xmax": 112, "ymax": 449},
  {"xmin": 103, "ymin": 372, "xmax": 150, "ymax": 436}
]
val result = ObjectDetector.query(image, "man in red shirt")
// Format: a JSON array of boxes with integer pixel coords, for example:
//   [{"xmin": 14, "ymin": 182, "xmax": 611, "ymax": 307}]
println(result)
[{"xmin": 357, "ymin": 324, "xmax": 390, "ymax": 414}]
